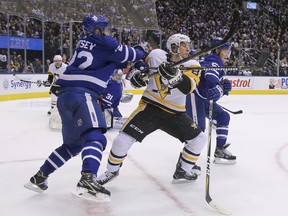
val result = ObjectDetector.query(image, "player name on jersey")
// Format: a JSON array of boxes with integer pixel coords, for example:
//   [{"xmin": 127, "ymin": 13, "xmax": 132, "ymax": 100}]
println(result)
[{"xmin": 78, "ymin": 39, "xmax": 96, "ymax": 50}]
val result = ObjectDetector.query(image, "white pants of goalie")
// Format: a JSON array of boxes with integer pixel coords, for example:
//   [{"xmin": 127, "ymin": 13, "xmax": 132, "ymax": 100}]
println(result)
[{"xmin": 49, "ymin": 106, "xmax": 126, "ymax": 131}]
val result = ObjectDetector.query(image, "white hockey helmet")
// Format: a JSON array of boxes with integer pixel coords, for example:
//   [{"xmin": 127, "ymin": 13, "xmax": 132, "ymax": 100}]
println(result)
[
  {"xmin": 53, "ymin": 55, "xmax": 63, "ymax": 62},
  {"xmin": 166, "ymin": 33, "xmax": 191, "ymax": 54}
]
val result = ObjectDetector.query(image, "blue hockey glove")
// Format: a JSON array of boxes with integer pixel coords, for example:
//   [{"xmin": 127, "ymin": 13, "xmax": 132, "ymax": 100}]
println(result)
[
  {"xmin": 222, "ymin": 79, "xmax": 232, "ymax": 95},
  {"xmin": 133, "ymin": 60, "xmax": 149, "ymax": 74},
  {"xmin": 206, "ymin": 85, "xmax": 223, "ymax": 101}
]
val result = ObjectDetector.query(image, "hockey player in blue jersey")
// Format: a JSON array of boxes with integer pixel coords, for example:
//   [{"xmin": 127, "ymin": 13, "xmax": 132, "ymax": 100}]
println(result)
[
  {"xmin": 101, "ymin": 69, "xmax": 124, "ymax": 118},
  {"xmin": 24, "ymin": 14, "xmax": 147, "ymax": 201},
  {"xmin": 186, "ymin": 38, "xmax": 236, "ymax": 165}
]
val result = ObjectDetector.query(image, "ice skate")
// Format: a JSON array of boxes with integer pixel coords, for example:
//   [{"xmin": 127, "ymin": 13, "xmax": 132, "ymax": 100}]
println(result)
[
  {"xmin": 24, "ymin": 170, "xmax": 48, "ymax": 193},
  {"xmin": 214, "ymin": 143, "xmax": 237, "ymax": 165},
  {"xmin": 72, "ymin": 172, "xmax": 111, "ymax": 202},
  {"xmin": 172, "ymin": 162, "xmax": 198, "ymax": 184},
  {"xmin": 96, "ymin": 170, "xmax": 119, "ymax": 185},
  {"xmin": 192, "ymin": 164, "xmax": 201, "ymax": 176}
]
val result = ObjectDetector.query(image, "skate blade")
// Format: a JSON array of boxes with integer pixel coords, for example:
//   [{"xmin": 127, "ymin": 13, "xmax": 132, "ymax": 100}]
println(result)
[
  {"xmin": 191, "ymin": 170, "xmax": 201, "ymax": 176},
  {"xmin": 171, "ymin": 178, "xmax": 196, "ymax": 184},
  {"xmin": 213, "ymin": 158, "xmax": 237, "ymax": 165},
  {"xmin": 72, "ymin": 187, "xmax": 111, "ymax": 202},
  {"xmin": 24, "ymin": 182, "xmax": 45, "ymax": 193}
]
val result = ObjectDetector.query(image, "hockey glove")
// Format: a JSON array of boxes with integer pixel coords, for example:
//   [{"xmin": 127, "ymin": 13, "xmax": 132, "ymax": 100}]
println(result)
[
  {"xmin": 43, "ymin": 80, "xmax": 51, "ymax": 87},
  {"xmin": 130, "ymin": 70, "xmax": 148, "ymax": 88},
  {"xmin": 50, "ymin": 85, "xmax": 60, "ymax": 96},
  {"xmin": 222, "ymin": 79, "xmax": 232, "ymax": 95},
  {"xmin": 206, "ymin": 85, "xmax": 223, "ymax": 101},
  {"xmin": 158, "ymin": 62, "xmax": 182, "ymax": 88},
  {"xmin": 133, "ymin": 60, "xmax": 149, "ymax": 73}
]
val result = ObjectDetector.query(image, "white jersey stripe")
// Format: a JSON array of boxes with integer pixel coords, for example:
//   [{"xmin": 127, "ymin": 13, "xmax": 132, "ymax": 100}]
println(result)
[
  {"xmin": 60, "ymin": 74, "xmax": 107, "ymax": 88},
  {"xmin": 121, "ymin": 45, "xmax": 129, "ymax": 63},
  {"xmin": 131, "ymin": 47, "xmax": 136, "ymax": 62},
  {"xmin": 85, "ymin": 93, "xmax": 98, "ymax": 127},
  {"xmin": 82, "ymin": 146, "xmax": 102, "ymax": 155},
  {"xmin": 47, "ymin": 158, "xmax": 58, "ymax": 169},
  {"xmin": 53, "ymin": 151, "xmax": 66, "ymax": 164},
  {"xmin": 82, "ymin": 155, "xmax": 101, "ymax": 164}
]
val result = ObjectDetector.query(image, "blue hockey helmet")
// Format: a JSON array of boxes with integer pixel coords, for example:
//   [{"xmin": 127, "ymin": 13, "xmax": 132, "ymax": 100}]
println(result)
[
  {"xmin": 111, "ymin": 69, "xmax": 123, "ymax": 83},
  {"xmin": 211, "ymin": 38, "xmax": 231, "ymax": 50},
  {"xmin": 82, "ymin": 14, "xmax": 109, "ymax": 34}
]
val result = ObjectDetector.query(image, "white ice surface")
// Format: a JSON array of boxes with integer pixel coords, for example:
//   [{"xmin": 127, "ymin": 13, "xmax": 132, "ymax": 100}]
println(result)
[{"xmin": 1, "ymin": 94, "xmax": 288, "ymax": 216}]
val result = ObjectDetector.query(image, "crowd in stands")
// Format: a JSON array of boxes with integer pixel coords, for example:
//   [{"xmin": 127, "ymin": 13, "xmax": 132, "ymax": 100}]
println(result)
[
  {"xmin": 156, "ymin": 0, "xmax": 287, "ymax": 76},
  {"xmin": 0, "ymin": 0, "xmax": 287, "ymax": 76}
]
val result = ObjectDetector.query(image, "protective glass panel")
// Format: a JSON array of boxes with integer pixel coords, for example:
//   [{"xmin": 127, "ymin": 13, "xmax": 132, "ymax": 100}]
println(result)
[
  {"xmin": 0, "ymin": 0, "xmax": 159, "ymax": 73},
  {"xmin": 0, "ymin": 0, "xmax": 159, "ymax": 29}
]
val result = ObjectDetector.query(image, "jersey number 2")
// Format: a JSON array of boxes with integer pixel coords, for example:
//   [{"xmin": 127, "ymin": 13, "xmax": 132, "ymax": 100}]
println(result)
[{"xmin": 69, "ymin": 50, "xmax": 93, "ymax": 69}]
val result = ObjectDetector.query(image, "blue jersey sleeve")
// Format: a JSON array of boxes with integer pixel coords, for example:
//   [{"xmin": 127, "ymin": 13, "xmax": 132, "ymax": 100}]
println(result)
[
  {"xmin": 57, "ymin": 34, "xmax": 145, "ymax": 94},
  {"xmin": 201, "ymin": 54, "xmax": 225, "ymax": 87}
]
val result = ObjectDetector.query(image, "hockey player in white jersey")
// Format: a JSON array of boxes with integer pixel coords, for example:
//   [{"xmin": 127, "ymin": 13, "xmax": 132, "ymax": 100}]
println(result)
[
  {"xmin": 43, "ymin": 55, "xmax": 67, "ymax": 115},
  {"xmin": 97, "ymin": 33, "xmax": 206, "ymax": 185}
]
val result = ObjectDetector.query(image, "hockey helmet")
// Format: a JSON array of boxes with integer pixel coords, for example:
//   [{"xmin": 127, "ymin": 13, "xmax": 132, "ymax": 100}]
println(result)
[
  {"xmin": 211, "ymin": 38, "xmax": 231, "ymax": 51},
  {"xmin": 82, "ymin": 14, "xmax": 109, "ymax": 34},
  {"xmin": 53, "ymin": 55, "xmax": 62, "ymax": 62},
  {"xmin": 111, "ymin": 69, "xmax": 123, "ymax": 83},
  {"xmin": 166, "ymin": 33, "xmax": 191, "ymax": 54}
]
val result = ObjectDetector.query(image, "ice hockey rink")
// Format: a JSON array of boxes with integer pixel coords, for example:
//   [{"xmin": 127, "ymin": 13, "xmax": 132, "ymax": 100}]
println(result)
[{"xmin": 1, "ymin": 93, "xmax": 288, "ymax": 216}]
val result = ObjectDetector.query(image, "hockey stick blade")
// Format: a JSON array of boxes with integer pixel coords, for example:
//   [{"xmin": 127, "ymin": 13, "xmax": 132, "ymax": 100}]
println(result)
[
  {"xmin": 206, "ymin": 100, "xmax": 232, "ymax": 215},
  {"xmin": 172, "ymin": 9, "xmax": 240, "ymax": 67},
  {"xmin": 207, "ymin": 199, "xmax": 232, "ymax": 215},
  {"xmin": 13, "ymin": 74, "xmax": 44, "ymax": 87},
  {"xmin": 220, "ymin": 106, "xmax": 243, "ymax": 114}
]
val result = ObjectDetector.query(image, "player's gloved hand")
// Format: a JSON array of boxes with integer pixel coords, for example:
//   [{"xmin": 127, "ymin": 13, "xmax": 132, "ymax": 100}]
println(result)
[
  {"xmin": 43, "ymin": 80, "xmax": 51, "ymax": 87},
  {"xmin": 222, "ymin": 79, "xmax": 232, "ymax": 95},
  {"xmin": 50, "ymin": 86, "xmax": 60, "ymax": 96},
  {"xmin": 130, "ymin": 70, "xmax": 148, "ymax": 88},
  {"xmin": 133, "ymin": 60, "xmax": 149, "ymax": 74},
  {"xmin": 158, "ymin": 62, "xmax": 182, "ymax": 88},
  {"xmin": 206, "ymin": 85, "xmax": 223, "ymax": 101},
  {"xmin": 36, "ymin": 79, "xmax": 43, "ymax": 87},
  {"xmin": 126, "ymin": 60, "xmax": 149, "ymax": 88}
]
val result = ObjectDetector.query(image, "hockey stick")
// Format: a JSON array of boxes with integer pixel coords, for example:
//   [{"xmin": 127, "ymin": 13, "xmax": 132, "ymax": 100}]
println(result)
[
  {"xmin": 173, "ymin": 9, "xmax": 240, "ymax": 67},
  {"xmin": 149, "ymin": 48, "xmax": 269, "ymax": 71},
  {"xmin": 206, "ymin": 100, "xmax": 232, "ymax": 215},
  {"xmin": 13, "ymin": 74, "xmax": 47, "ymax": 87},
  {"xmin": 130, "ymin": 9, "xmax": 240, "ymax": 78},
  {"xmin": 220, "ymin": 105, "xmax": 243, "ymax": 115}
]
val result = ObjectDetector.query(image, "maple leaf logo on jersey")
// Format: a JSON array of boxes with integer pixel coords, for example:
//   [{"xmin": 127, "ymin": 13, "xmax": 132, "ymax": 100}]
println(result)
[{"xmin": 92, "ymin": 15, "xmax": 98, "ymax": 21}]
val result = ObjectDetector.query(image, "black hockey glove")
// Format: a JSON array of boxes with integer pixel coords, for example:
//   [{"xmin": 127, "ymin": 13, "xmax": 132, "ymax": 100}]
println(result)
[
  {"xmin": 50, "ymin": 85, "xmax": 60, "ymax": 96},
  {"xmin": 43, "ymin": 80, "xmax": 51, "ymax": 87},
  {"xmin": 126, "ymin": 60, "xmax": 149, "ymax": 89},
  {"xmin": 130, "ymin": 70, "xmax": 148, "ymax": 88},
  {"xmin": 158, "ymin": 62, "xmax": 182, "ymax": 88}
]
